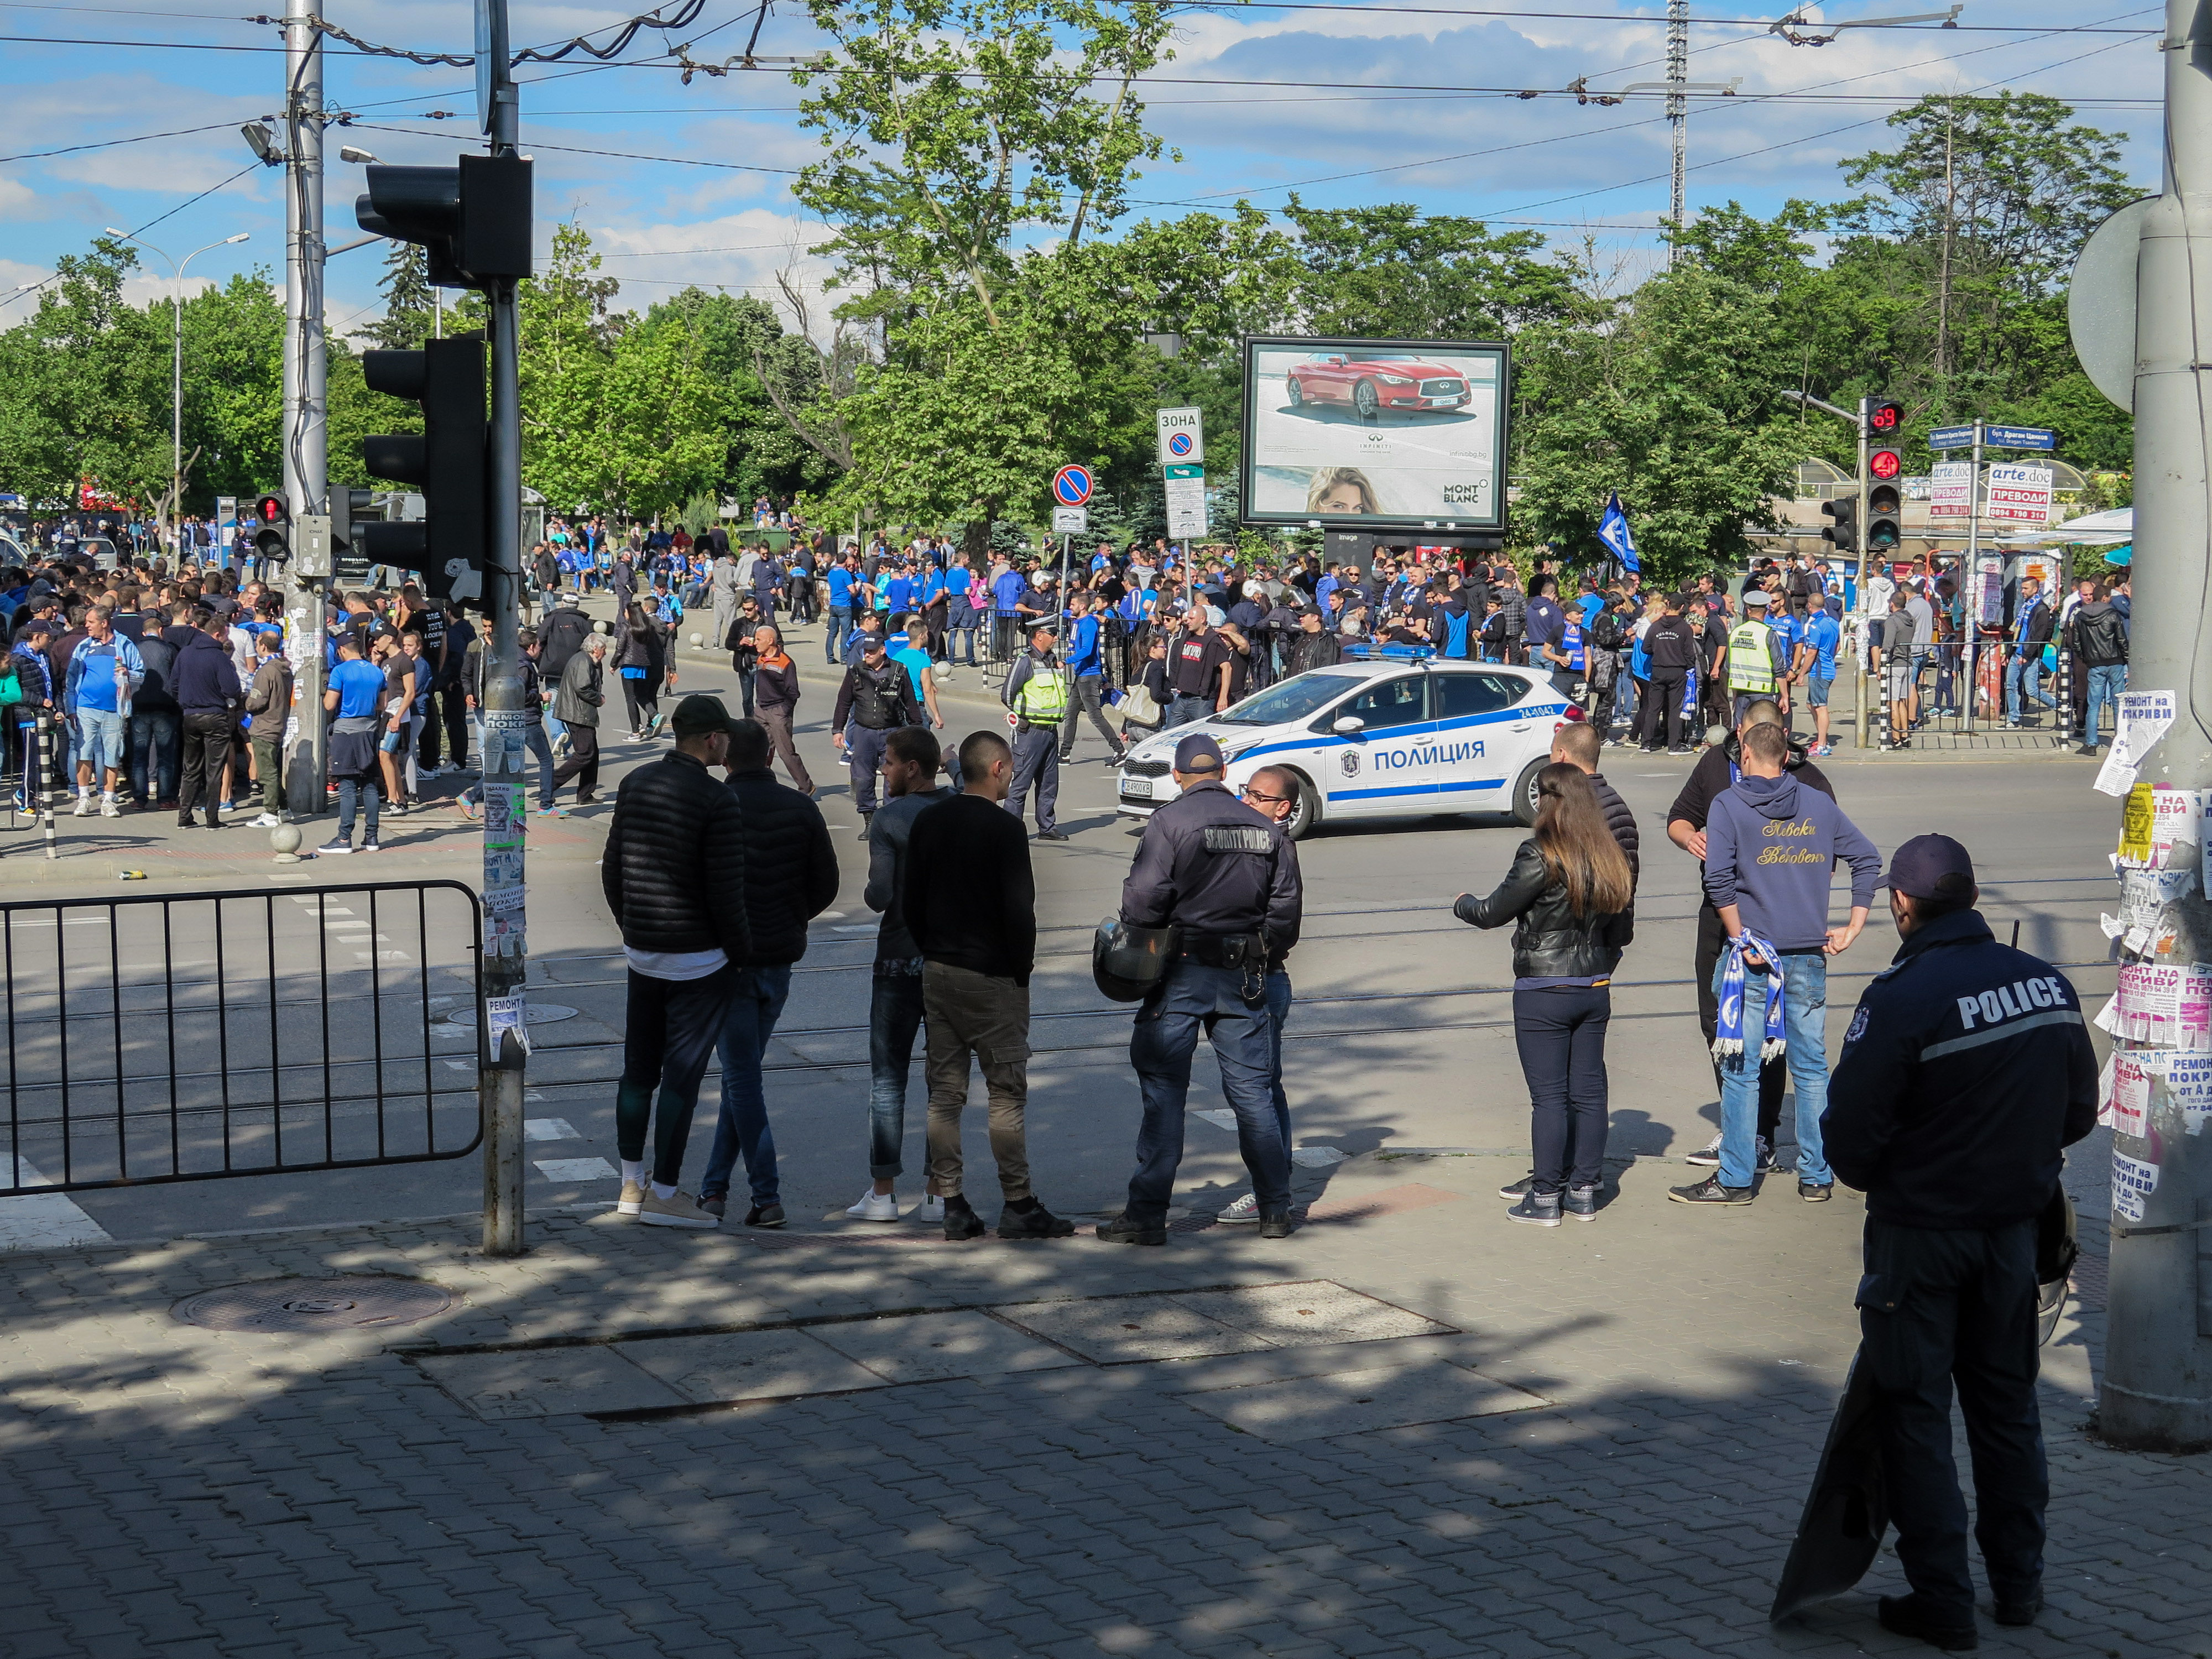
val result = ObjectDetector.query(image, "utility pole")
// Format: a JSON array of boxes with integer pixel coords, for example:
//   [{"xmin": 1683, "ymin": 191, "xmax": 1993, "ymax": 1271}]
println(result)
[
  {"xmin": 478, "ymin": 0, "xmax": 531, "ymax": 1259},
  {"xmin": 1667, "ymin": 0, "xmax": 1688, "ymax": 252},
  {"xmin": 2098, "ymin": 0, "xmax": 2212, "ymax": 1451},
  {"xmin": 1936, "ymin": 98, "xmax": 1956, "ymax": 380},
  {"xmin": 281, "ymin": 0, "xmax": 330, "ymax": 817}
]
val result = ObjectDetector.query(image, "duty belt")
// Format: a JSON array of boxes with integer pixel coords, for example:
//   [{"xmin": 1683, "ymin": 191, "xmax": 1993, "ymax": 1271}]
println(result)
[{"xmin": 1179, "ymin": 932, "xmax": 1267, "ymax": 969}]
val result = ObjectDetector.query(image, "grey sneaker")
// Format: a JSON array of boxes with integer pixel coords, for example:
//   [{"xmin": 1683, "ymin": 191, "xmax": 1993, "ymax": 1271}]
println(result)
[
  {"xmin": 1498, "ymin": 1171, "xmax": 1537, "ymax": 1199},
  {"xmin": 1684, "ymin": 1133, "xmax": 1724, "ymax": 1168},
  {"xmin": 639, "ymin": 1189, "xmax": 720, "ymax": 1229},
  {"xmin": 1506, "ymin": 1191, "xmax": 1562, "ymax": 1227},
  {"xmin": 698, "ymin": 1194, "xmax": 727, "ymax": 1218},
  {"xmin": 1215, "ymin": 1192, "xmax": 1262, "ymax": 1223},
  {"xmin": 1563, "ymin": 1184, "xmax": 1600, "ymax": 1221}
]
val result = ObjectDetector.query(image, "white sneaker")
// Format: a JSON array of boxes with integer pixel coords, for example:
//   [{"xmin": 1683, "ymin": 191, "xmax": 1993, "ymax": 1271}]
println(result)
[
  {"xmin": 1684, "ymin": 1131, "xmax": 1724, "ymax": 1168},
  {"xmin": 252, "ymin": 812, "xmax": 280, "ymax": 828},
  {"xmin": 100, "ymin": 797, "xmax": 121, "ymax": 818},
  {"xmin": 913, "ymin": 1195, "xmax": 946, "ymax": 1224},
  {"xmin": 71, "ymin": 794, "xmax": 92, "ymax": 816},
  {"xmin": 844, "ymin": 1188, "xmax": 900, "ymax": 1223},
  {"xmin": 1215, "ymin": 1192, "xmax": 1262, "ymax": 1223}
]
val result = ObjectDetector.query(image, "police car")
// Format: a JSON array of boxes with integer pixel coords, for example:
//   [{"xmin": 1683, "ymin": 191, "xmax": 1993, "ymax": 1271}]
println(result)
[{"xmin": 1116, "ymin": 651, "xmax": 1583, "ymax": 839}]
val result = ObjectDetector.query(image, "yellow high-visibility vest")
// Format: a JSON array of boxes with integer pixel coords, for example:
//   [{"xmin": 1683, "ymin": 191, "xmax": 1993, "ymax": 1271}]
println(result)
[
  {"xmin": 1726, "ymin": 619, "xmax": 1776, "ymax": 694},
  {"xmin": 1013, "ymin": 661, "xmax": 1070, "ymax": 722}
]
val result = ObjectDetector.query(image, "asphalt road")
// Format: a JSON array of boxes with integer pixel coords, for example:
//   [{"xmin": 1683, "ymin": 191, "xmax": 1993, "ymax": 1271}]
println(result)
[{"xmin": 2, "ymin": 619, "xmax": 2119, "ymax": 1246}]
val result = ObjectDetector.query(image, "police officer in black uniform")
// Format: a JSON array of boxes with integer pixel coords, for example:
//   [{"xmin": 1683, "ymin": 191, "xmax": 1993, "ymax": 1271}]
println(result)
[
  {"xmin": 1099, "ymin": 733, "xmax": 1302, "ymax": 1244},
  {"xmin": 1822, "ymin": 834, "xmax": 2098, "ymax": 1651}
]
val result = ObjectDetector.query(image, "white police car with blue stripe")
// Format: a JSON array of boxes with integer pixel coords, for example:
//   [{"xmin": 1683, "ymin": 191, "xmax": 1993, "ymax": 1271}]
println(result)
[{"xmin": 1116, "ymin": 653, "xmax": 1583, "ymax": 839}]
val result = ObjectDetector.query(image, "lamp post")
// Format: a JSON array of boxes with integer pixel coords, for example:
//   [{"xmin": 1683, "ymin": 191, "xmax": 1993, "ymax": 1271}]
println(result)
[{"xmin": 105, "ymin": 227, "xmax": 250, "ymax": 554}]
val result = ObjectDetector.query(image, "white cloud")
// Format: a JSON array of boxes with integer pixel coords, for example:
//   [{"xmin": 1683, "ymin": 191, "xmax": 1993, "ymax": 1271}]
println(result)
[{"xmin": 586, "ymin": 207, "xmax": 841, "ymax": 338}]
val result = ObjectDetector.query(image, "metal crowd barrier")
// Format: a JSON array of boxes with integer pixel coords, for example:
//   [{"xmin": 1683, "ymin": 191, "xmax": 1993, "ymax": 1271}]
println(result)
[{"xmin": 1, "ymin": 881, "xmax": 484, "ymax": 1195}]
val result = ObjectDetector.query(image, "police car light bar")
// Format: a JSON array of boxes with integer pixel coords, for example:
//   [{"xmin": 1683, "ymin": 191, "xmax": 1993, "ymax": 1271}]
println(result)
[{"xmin": 1339, "ymin": 642, "xmax": 1436, "ymax": 661}]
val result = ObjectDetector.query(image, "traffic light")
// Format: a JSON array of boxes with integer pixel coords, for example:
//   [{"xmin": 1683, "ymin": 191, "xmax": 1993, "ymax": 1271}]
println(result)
[
  {"xmin": 356, "ymin": 156, "xmax": 533, "ymax": 289},
  {"xmin": 1866, "ymin": 397, "xmax": 1903, "ymax": 442},
  {"xmin": 1866, "ymin": 479, "xmax": 1903, "ymax": 552},
  {"xmin": 251, "ymin": 493, "xmax": 289, "ymax": 563},
  {"xmin": 1820, "ymin": 495, "xmax": 1858, "ymax": 554},
  {"xmin": 357, "ymin": 336, "xmax": 487, "ymax": 606}
]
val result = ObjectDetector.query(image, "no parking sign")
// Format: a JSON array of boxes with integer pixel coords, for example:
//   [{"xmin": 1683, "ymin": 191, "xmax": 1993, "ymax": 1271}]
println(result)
[{"xmin": 1052, "ymin": 464, "xmax": 1094, "ymax": 507}]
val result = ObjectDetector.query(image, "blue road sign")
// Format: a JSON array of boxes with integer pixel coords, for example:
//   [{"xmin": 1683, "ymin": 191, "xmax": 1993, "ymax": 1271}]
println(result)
[
  {"xmin": 1052, "ymin": 464, "xmax": 1094, "ymax": 506},
  {"xmin": 1985, "ymin": 424, "xmax": 2056, "ymax": 451},
  {"xmin": 1929, "ymin": 426, "xmax": 1976, "ymax": 450}
]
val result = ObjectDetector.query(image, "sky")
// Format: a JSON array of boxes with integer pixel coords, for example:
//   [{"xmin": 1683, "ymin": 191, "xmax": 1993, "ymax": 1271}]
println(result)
[{"xmin": 0, "ymin": 0, "xmax": 2165, "ymax": 342}]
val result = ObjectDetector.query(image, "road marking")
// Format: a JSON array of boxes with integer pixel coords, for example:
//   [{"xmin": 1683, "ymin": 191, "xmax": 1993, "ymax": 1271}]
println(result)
[
  {"xmin": 524, "ymin": 1118, "xmax": 581, "ymax": 1141},
  {"xmin": 1193, "ymin": 1109, "xmax": 1238, "ymax": 1131},
  {"xmin": 533, "ymin": 1157, "xmax": 618, "ymax": 1182},
  {"xmin": 0, "ymin": 1158, "xmax": 113, "ymax": 1250}
]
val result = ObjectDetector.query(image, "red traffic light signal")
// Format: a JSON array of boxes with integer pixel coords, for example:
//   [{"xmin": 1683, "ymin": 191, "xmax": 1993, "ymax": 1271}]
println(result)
[
  {"xmin": 253, "ymin": 493, "xmax": 287, "ymax": 525},
  {"xmin": 1867, "ymin": 398, "xmax": 1903, "ymax": 437},
  {"xmin": 1869, "ymin": 448, "xmax": 1902, "ymax": 481}
]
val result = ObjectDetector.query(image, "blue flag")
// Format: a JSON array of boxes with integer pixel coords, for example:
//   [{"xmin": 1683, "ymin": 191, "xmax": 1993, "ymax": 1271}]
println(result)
[{"xmin": 1597, "ymin": 491, "xmax": 1640, "ymax": 573}]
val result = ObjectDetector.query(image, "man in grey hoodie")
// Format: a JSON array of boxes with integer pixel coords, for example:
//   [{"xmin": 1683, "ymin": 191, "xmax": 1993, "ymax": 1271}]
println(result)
[{"xmin": 1673, "ymin": 718, "xmax": 1881, "ymax": 1206}]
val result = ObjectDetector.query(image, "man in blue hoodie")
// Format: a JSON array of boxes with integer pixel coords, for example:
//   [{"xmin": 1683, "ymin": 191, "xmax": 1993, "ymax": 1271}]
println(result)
[{"xmin": 1673, "ymin": 718, "xmax": 1881, "ymax": 1206}]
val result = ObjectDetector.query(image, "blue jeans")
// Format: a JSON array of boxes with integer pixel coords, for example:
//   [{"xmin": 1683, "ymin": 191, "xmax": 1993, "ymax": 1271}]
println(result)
[
  {"xmin": 1264, "ymin": 968, "xmax": 1292, "ymax": 1151},
  {"xmin": 867, "ymin": 965, "xmax": 926, "ymax": 1179},
  {"xmin": 336, "ymin": 776, "xmax": 381, "ymax": 842},
  {"xmin": 698, "ymin": 964, "xmax": 792, "ymax": 1205},
  {"xmin": 1714, "ymin": 951, "xmax": 1832, "ymax": 1190},
  {"xmin": 129, "ymin": 707, "xmax": 180, "ymax": 802},
  {"xmin": 825, "ymin": 604, "xmax": 853, "ymax": 664},
  {"xmin": 2084, "ymin": 662, "xmax": 2126, "ymax": 748},
  {"xmin": 2004, "ymin": 654, "xmax": 2054, "ymax": 722},
  {"xmin": 1127, "ymin": 961, "xmax": 1291, "ymax": 1220}
]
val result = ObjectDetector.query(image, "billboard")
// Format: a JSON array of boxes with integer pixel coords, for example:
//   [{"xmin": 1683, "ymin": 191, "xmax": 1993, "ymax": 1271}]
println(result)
[{"xmin": 1239, "ymin": 335, "xmax": 1508, "ymax": 532}]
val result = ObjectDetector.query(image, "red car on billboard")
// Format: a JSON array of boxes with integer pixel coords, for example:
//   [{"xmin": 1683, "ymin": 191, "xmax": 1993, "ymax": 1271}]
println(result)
[{"xmin": 1282, "ymin": 352, "xmax": 1472, "ymax": 420}]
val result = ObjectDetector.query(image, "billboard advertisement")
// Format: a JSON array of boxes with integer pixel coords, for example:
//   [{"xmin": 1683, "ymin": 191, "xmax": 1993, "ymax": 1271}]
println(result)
[{"xmin": 1239, "ymin": 335, "xmax": 1509, "ymax": 531}]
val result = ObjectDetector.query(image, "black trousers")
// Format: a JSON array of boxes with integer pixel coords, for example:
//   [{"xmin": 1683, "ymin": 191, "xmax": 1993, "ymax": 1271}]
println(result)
[
  {"xmin": 1693, "ymin": 900, "xmax": 1786, "ymax": 1142},
  {"xmin": 550, "ymin": 726, "xmax": 599, "ymax": 801},
  {"xmin": 1859, "ymin": 1216, "xmax": 2047, "ymax": 1618},
  {"xmin": 176, "ymin": 709, "xmax": 233, "ymax": 825},
  {"xmin": 615, "ymin": 965, "xmax": 737, "ymax": 1187},
  {"xmin": 1057, "ymin": 674, "xmax": 1123, "ymax": 760},
  {"xmin": 1512, "ymin": 984, "xmax": 1611, "ymax": 1192},
  {"xmin": 1641, "ymin": 672, "xmax": 1687, "ymax": 749}
]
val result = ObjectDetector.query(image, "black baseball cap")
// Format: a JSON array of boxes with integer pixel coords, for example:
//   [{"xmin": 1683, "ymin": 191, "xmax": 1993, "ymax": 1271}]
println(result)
[
  {"xmin": 669, "ymin": 693, "xmax": 740, "ymax": 738},
  {"xmin": 1884, "ymin": 833, "xmax": 1976, "ymax": 899},
  {"xmin": 1174, "ymin": 733, "xmax": 1225, "ymax": 773}
]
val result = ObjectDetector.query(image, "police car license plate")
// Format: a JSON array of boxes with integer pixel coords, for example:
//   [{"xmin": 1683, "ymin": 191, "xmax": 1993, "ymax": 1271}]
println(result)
[{"xmin": 1122, "ymin": 776, "xmax": 1152, "ymax": 799}]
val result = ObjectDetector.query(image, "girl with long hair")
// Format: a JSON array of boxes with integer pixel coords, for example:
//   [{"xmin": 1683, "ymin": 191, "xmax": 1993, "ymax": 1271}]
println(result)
[
  {"xmin": 612, "ymin": 601, "xmax": 667, "ymax": 739},
  {"xmin": 1454, "ymin": 763, "xmax": 1636, "ymax": 1225}
]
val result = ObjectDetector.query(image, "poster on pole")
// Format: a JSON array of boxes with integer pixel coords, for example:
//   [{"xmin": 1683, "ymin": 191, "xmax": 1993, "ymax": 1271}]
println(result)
[
  {"xmin": 1985, "ymin": 462, "xmax": 2055, "ymax": 523},
  {"xmin": 1240, "ymin": 336, "xmax": 1507, "ymax": 530},
  {"xmin": 1928, "ymin": 462, "xmax": 1973, "ymax": 519},
  {"xmin": 1162, "ymin": 464, "xmax": 1208, "ymax": 539}
]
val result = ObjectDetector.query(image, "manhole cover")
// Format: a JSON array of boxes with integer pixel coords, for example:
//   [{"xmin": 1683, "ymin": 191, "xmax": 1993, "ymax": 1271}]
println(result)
[
  {"xmin": 173, "ymin": 1276, "xmax": 456, "ymax": 1333},
  {"xmin": 442, "ymin": 1003, "xmax": 578, "ymax": 1027}
]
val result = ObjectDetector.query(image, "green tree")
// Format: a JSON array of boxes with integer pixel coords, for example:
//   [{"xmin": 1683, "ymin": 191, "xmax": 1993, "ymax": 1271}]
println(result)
[{"xmin": 359, "ymin": 241, "xmax": 438, "ymax": 351}]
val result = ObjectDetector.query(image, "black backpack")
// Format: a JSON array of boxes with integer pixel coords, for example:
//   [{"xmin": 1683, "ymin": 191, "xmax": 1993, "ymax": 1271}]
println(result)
[{"xmin": 1589, "ymin": 608, "xmax": 1626, "ymax": 652}]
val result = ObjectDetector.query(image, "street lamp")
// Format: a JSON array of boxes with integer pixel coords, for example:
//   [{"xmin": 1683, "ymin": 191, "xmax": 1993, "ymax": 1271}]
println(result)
[{"xmin": 105, "ymin": 227, "xmax": 250, "ymax": 551}]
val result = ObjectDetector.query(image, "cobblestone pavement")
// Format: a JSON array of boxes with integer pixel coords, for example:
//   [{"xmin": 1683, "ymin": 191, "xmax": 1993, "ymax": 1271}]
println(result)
[{"xmin": 2, "ymin": 1142, "xmax": 2204, "ymax": 1659}]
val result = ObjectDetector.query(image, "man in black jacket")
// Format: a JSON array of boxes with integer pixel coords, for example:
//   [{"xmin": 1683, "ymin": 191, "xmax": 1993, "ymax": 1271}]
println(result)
[
  {"xmin": 1640, "ymin": 594, "xmax": 1696, "ymax": 753},
  {"xmin": 696, "ymin": 718, "xmax": 839, "ymax": 1228},
  {"xmin": 2068, "ymin": 582, "xmax": 2129, "ymax": 755},
  {"xmin": 833, "ymin": 634, "xmax": 922, "ymax": 836},
  {"xmin": 171, "ymin": 608, "xmax": 241, "ymax": 828},
  {"xmin": 902, "ymin": 728, "xmax": 1074, "ymax": 1242},
  {"xmin": 1822, "ymin": 836, "xmax": 2097, "ymax": 1650},
  {"xmin": 1100, "ymin": 733, "xmax": 1302, "ymax": 1245},
  {"xmin": 602, "ymin": 693, "xmax": 754, "ymax": 1229}
]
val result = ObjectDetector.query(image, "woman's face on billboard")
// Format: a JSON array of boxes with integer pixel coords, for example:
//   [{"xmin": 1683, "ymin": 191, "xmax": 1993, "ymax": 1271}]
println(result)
[{"xmin": 1317, "ymin": 480, "xmax": 1370, "ymax": 514}]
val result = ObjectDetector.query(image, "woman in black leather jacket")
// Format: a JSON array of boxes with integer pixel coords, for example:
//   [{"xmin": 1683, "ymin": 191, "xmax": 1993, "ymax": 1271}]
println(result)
[{"xmin": 1454, "ymin": 763, "xmax": 1636, "ymax": 1226}]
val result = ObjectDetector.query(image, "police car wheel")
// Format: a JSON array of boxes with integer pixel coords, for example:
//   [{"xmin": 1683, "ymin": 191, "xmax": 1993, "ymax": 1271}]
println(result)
[
  {"xmin": 1511, "ymin": 758, "xmax": 1546, "ymax": 827},
  {"xmin": 1282, "ymin": 773, "xmax": 1319, "ymax": 840}
]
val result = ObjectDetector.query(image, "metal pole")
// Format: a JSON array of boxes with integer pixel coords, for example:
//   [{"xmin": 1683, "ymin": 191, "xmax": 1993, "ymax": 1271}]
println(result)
[
  {"xmin": 171, "ymin": 270, "xmax": 182, "ymax": 552},
  {"xmin": 282, "ymin": 0, "xmax": 329, "ymax": 819},
  {"xmin": 1855, "ymin": 402, "xmax": 1872, "ymax": 748},
  {"xmin": 2100, "ymin": 0, "xmax": 2212, "ymax": 1449},
  {"xmin": 480, "ymin": 0, "xmax": 529, "ymax": 1259},
  {"xmin": 1963, "ymin": 421, "xmax": 1983, "ymax": 733}
]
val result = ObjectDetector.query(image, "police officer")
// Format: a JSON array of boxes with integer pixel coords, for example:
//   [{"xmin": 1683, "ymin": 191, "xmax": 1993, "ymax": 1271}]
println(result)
[
  {"xmin": 1212, "ymin": 762, "xmax": 1303, "ymax": 1224},
  {"xmin": 1822, "ymin": 834, "xmax": 2098, "ymax": 1651},
  {"xmin": 832, "ymin": 634, "xmax": 923, "ymax": 841},
  {"xmin": 1099, "ymin": 734, "xmax": 1301, "ymax": 1245},
  {"xmin": 1001, "ymin": 623, "xmax": 1068, "ymax": 841}
]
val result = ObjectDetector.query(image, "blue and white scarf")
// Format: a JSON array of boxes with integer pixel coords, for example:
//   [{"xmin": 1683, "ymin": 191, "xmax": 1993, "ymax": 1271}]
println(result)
[{"xmin": 1713, "ymin": 932, "xmax": 1787, "ymax": 1062}]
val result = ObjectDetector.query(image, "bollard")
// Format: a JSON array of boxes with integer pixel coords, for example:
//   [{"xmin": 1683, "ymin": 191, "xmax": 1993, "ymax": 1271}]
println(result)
[{"xmin": 37, "ymin": 712, "xmax": 55, "ymax": 859}]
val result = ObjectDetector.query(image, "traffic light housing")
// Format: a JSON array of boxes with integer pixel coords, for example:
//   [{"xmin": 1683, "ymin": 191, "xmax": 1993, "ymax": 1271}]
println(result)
[
  {"xmin": 358, "ymin": 336, "xmax": 487, "ymax": 606},
  {"xmin": 1820, "ymin": 495, "xmax": 1858, "ymax": 554},
  {"xmin": 1867, "ymin": 481, "xmax": 1903, "ymax": 552},
  {"xmin": 356, "ymin": 155, "xmax": 533, "ymax": 289},
  {"xmin": 1866, "ymin": 397, "xmax": 1903, "ymax": 442},
  {"xmin": 251, "ymin": 493, "xmax": 289, "ymax": 563}
]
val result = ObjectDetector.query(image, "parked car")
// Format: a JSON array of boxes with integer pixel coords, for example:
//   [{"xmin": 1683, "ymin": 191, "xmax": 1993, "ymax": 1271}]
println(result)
[
  {"xmin": 1282, "ymin": 353, "xmax": 1474, "ymax": 421},
  {"xmin": 1117, "ymin": 656, "xmax": 1581, "ymax": 839}
]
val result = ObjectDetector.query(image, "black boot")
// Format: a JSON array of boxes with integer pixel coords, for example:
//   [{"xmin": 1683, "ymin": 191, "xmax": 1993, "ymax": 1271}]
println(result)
[
  {"xmin": 1095, "ymin": 1211, "xmax": 1166, "ymax": 1246},
  {"xmin": 997, "ymin": 1196, "xmax": 1075, "ymax": 1239}
]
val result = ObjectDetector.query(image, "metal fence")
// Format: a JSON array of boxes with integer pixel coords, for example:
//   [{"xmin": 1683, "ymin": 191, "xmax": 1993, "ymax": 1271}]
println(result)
[
  {"xmin": 1, "ymin": 880, "xmax": 483, "ymax": 1196},
  {"xmin": 1865, "ymin": 636, "xmax": 2081, "ymax": 745}
]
